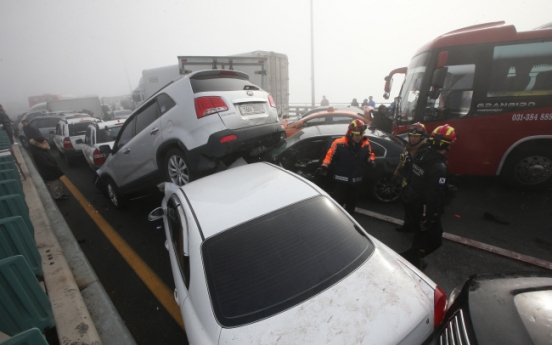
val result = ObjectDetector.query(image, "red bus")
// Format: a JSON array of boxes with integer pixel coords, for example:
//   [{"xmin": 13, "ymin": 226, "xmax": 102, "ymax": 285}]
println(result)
[{"xmin": 383, "ymin": 21, "xmax": 552, "ymax": 190}]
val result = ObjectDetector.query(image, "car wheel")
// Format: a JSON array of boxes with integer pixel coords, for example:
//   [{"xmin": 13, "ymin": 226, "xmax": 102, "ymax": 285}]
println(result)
[
  {"xmin": 164, "ymin": 148, "xmax": 193, "ymax": 186},
  {"xmin": 369, "ymin": 175, "xmax": 402, "ymax": 203},
  {"xmin": 105, "ymin": 178, "xmax": 127, "ymax": 209},
  {"xmin": 500, "ymin": 145, "xmax": 552, "ymax": 190}
]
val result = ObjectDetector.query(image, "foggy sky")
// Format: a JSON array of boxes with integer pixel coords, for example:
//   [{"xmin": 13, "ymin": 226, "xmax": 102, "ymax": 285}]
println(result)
[{"xmin": 1, "ymin": 0, "xmax": 550, "ymax": 116}]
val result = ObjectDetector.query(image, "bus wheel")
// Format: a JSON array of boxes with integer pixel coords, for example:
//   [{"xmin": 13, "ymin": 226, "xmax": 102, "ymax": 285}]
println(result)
[{"xmin": 501, "ymin": 146, "xmax": 552, "ymax": 190}]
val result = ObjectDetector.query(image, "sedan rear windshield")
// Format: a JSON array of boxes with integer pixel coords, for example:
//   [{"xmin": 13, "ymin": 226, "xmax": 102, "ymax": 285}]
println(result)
[
  {"xmin": 190, "ymin": 75, "xmax": 261, "ymax": 93},
  {"xmin": 202, "ymin": 195, "xmax": 374, "ymax": 327}
]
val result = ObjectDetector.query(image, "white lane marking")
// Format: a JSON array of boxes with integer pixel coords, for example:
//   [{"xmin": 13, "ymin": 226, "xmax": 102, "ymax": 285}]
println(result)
[{"xmin": 355, "ymin": 207, "xmax": 552, "ymax": 270}]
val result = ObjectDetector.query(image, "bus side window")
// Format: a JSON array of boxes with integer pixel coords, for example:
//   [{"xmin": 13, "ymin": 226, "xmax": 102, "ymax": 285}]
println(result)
[
  {"xmin": 425, "ymin": 64, "xmax": 475, "ymax": 121},
  {"xmin": 488, "ymin": 41, "xmax": 552, "ymax": 97}
]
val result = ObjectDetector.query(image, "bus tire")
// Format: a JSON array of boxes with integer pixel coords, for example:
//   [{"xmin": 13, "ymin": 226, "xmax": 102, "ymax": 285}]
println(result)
[{"xmin": 500, "ymin": 146, "xmax": 552, "ymax": 190}]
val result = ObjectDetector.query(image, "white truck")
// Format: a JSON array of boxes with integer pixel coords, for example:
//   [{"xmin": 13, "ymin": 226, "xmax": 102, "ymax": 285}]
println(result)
[
  {"xmin": 48, "ymin": 96, "xmax": 103, "ymax": 119},
  {"xmin": 132, "ymin": 51, "xmax": 289, "ymax": 117}
]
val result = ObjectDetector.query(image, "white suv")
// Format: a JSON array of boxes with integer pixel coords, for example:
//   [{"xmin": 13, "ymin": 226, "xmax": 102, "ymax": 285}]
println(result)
[
  {"xmin": 53, "ymin": 115, "xmax": 101, "ymax": 166},
  {"xmin": 96, "ymin": 69, "xmax": 285, "ymax": 208}
]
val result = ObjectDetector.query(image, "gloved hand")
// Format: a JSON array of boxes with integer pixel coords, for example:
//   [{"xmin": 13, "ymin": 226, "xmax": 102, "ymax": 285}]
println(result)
[
  {"xmin": 367, "ymin": 159, "xmax": 376, "ymax": 169},
  {"xmin": 392, "ymin": 174, "xmax": 402, "ymax": 184},
  {"xmin": 419, "ymin": 218, "xmax": 436, "ymax": 232}
]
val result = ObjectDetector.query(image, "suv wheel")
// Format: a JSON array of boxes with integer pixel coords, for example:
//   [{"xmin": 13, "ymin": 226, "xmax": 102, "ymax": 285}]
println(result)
[
  {"xmin": 105, "ymin": 178, "xmax": 127, "ymax": 209},
  {"xmin": 164, "ymin": 149, "xmax": 193, "ymax": 186}
]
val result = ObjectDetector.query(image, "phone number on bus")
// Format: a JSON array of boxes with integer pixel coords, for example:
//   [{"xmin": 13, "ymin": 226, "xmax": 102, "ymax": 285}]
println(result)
[{"xmin": 512, "ymin": 113, "xmax": 552, "ymax": 121}]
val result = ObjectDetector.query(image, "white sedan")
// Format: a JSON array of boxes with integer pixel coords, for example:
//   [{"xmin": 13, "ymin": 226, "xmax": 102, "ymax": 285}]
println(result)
[
  {"xmin": 149, "ymin": 162, "xmax": 446, "ymax": 345},
  {"xmin": 80, "ymin": 119, "xmax": 126, "ymax": 171}
]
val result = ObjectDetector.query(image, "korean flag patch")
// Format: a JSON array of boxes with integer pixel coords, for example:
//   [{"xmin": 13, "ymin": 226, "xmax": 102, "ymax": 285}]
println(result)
[{"xmin": 438, "ymin": 177, "xmax": 447, "ymax": 185}]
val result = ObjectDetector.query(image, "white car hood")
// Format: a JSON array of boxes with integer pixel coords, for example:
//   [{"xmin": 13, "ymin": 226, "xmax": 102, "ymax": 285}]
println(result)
[{"xmin": 218, "ymin": 248, "xmax": 432, "ymax": 345}]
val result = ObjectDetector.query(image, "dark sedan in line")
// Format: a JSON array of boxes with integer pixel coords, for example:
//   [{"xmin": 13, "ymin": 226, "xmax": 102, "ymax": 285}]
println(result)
[{"xmin": 262, "ymin": 123, "xmax": 404, "ymax": 203}]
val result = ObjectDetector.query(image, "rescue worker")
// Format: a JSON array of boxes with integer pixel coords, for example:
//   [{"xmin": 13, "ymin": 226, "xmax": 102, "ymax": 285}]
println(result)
[
  {"xmin": 399, "ymin": 124, "xmax": 457, "ymax": 270},
  {"xmin": 320, "ymin": 119, "xmax": 375, "ymax": 215},
  {"xmin": 394, "ymin": 122, "xmax": 428, "ymax": 232}
]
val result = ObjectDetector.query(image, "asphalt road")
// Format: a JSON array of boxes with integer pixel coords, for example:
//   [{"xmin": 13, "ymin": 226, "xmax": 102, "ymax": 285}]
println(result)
[{"xmin": 49, "ymin": 150, "xmax": 552, "ymax": 345}]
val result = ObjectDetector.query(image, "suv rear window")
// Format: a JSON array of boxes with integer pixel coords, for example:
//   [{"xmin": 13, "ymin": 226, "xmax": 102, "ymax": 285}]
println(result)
[
  {"xmin": 68, "ymin": 122, "xmax": 91, "ymax": 136},
  {"xmin": 190, "ymin": 76, "xmax": 261, "ymax": 93},
  {"xmin": 202, "ymin": 195, "xmax": 374, "ymax": 327}
]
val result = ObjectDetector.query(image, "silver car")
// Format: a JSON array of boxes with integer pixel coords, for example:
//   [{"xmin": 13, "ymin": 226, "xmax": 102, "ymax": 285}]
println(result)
[
  {"xmin": 53, "ymin": 115, "xmax": 101, "ymax": 166},
  {"xmin": 20, "ymin": 115, "xmax": 64, "ymax": 148},
  {"xmin": 96, "ymin": 69, "xmax": 285, "ymax": 208}
]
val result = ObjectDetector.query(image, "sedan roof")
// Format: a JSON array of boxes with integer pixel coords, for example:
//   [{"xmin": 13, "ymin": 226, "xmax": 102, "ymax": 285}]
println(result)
[{"xmin": 181, "ymin": 162, "xmax": 321, "ymax": 238}]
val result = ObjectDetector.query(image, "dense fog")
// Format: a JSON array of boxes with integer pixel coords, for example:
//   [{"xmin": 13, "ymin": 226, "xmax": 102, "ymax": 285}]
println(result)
[{"xmin": 1, "ymin": 0, "xmax": 550, "ymax": 117}]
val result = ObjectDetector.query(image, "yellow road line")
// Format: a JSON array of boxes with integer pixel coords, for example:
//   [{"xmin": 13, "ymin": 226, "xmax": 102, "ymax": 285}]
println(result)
[{"xmin": 61, "ymin": 176, "xmax": 185, "ymax": 330}]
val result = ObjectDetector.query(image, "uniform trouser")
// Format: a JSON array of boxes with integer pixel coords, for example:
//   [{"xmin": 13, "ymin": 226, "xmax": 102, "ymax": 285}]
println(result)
[
  {"xmin": 400, "ymin": 189, "xmax": 418, "ymax": 232},
  {"xmin": 45, "ymin": 179, "xmax": 64, "ymax": 199},
  {"xmin": 332, "ymin": 182, "xmax": 361, "ymax": 215},
  {"xmin": 401, "ymin": 201, "xmax": 443, "ymax": 265}
]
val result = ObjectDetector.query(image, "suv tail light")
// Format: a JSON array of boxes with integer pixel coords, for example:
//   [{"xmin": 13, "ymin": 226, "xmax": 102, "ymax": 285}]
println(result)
[
  {"xmin": 268, "ymin": 95, "xmax": 276, "ymax": 108},
  {"xmin": 195, "ymin": 96, "xmax": 228, "ymax": 119},
  {"xmin": 434, "ymin": 286, "xmax": 447, "ymax": 327},
  {"xmin": 63, "ymin": 137, "xmax": 73, "ymax": 149},
  {"xmin": 92, "ymin": 149, "xmax": 106, "ymax": 165}
]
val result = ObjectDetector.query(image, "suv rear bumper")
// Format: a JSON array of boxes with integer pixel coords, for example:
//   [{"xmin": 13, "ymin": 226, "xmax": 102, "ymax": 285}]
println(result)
[{"xmin": 187, "ymin": 122, "xmax": 285, "ymax": 175}]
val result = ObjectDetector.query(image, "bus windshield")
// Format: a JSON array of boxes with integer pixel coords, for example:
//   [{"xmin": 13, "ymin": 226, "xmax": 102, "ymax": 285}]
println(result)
[{"xmin": 397, "ymin": 52, "xmax": 430, "ymax": 125}]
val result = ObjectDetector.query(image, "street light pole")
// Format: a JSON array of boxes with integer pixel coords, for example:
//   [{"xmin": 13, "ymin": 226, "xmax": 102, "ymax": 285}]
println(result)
[{"xmin": 310, "ymin": 0, "xmax": 315, "ymax": 107}]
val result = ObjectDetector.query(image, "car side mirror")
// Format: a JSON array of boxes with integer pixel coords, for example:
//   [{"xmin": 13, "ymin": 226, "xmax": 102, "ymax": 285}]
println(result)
[{"xmin": 148, "ymin": 207, "xmax": 165, "ymax": 221}]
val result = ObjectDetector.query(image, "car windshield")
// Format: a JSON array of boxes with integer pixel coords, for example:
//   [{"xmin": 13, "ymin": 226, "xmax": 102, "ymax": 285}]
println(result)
[
  {"xmin": 397, "ymin": 52, "xmax": 430, "ymax": 125},
  {"xmin": 97, "ymin": 126, "xmax": 123, "ymax": 143},
  {"xmin": 202, "ymin": 195, "xmax": 374, "ymax": 327}
]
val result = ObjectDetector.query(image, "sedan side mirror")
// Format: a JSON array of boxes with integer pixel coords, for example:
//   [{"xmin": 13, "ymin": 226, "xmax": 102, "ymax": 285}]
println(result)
[{"xmin": 148, "ymin": 207, "xmax": 165, "ymax": 221}]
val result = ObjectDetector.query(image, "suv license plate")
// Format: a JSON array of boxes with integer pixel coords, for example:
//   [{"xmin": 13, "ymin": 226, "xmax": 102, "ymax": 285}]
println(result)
[{"xmin": 239, "ymin": 103, "xmax": 265, "ymax": 116}]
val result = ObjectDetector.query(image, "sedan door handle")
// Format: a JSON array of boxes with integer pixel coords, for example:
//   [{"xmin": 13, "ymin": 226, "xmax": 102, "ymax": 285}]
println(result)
[
  {"xmin": 123, "ymin": 148, "xmax": 131, "ymax": 154},
  {"xmin": 150, "ymin": 127, "xmax": 159, "ymax": 135}
]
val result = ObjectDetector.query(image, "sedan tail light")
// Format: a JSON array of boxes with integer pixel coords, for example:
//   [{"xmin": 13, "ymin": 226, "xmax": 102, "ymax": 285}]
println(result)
[
  {"xmin": 268, "ymin": 95, "xmax": 276, "ymax": 108},
  {"xmin": 62, "ymin": 137, "xmax": 73, "ymax": 149},
  {"xmin": 434, "ymin": 286, "xmax": 447, "ymax": 327},
  {"xmin": 92, "ymin": 149, "xmax": 106, "ymax": 165},
  {"xmin": 195, "ymin": 96, "xmax": 228, "ymax": 119}
]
